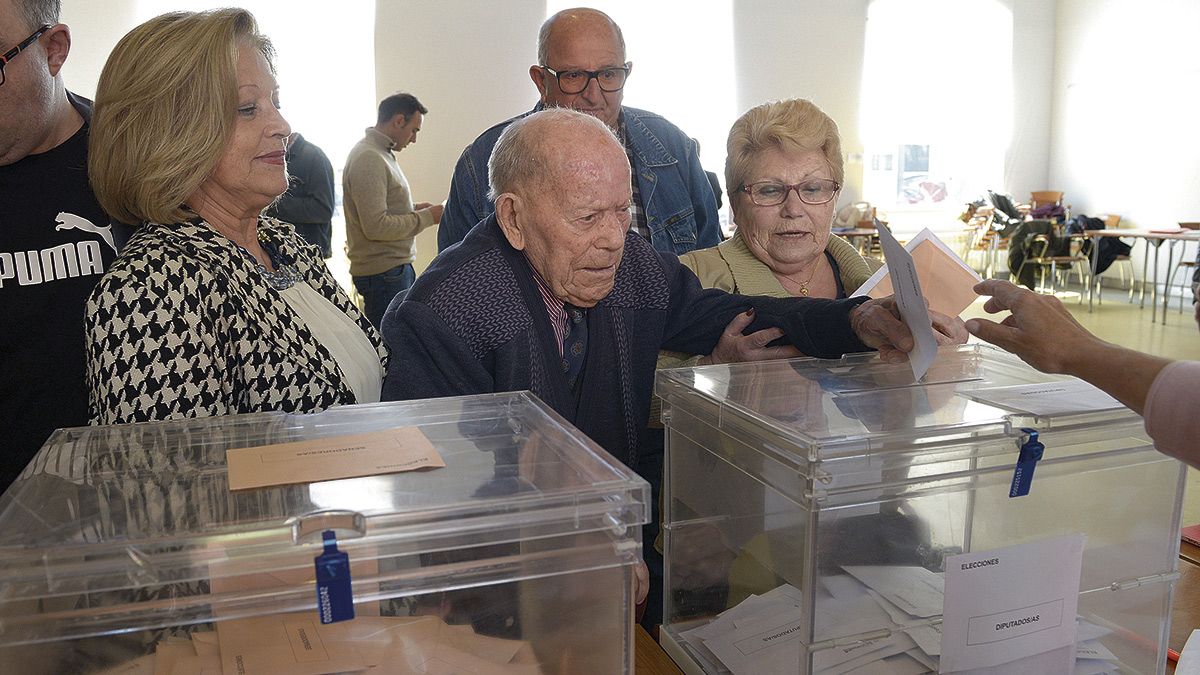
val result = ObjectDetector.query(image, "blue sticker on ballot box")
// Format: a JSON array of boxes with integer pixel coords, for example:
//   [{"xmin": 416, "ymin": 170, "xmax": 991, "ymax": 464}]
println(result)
[
  {"xmin": 1009, "ymin": 428, "xmax": 1045, "ymax": 498},
  {"xmin": 314, "ymin": 529, "xmax": 354, "ymax": 624}
]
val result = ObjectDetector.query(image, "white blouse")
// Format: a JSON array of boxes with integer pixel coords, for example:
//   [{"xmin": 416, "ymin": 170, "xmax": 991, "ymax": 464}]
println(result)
[{"xmin": 279, "ymin": 282, "xmax": 383, "ymax": 404}]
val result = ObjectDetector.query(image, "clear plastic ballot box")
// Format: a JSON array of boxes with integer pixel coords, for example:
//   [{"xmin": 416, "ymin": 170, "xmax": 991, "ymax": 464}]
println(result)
[
  {"xmin": 655, "ymin": 345, "xmax": 1184, "ymax": 675},
  {"xmin": 0, "ymin": 392, "xmax": 649, "ymax": 674}
]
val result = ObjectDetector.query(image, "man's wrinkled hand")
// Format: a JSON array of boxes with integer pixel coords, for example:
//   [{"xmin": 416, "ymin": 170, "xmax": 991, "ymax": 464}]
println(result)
[
  {"xmin": 965, "ymin": 279, "xmax": 1094, "ymax": 373},
  {"xmin": 930, "ymin": 308, "xmax": 970, "ymax": 346},
  {"xmin": 849, "ymin": 297, "xmax": 969, "ymax": 363},
  {"xmin": 848, "ymin": 297, "xmax": 914, "ymax": 363}
]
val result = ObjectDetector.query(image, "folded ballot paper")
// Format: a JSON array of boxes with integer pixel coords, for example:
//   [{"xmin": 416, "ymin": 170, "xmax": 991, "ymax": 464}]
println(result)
[
  {"xmin": 868, "ymin": 224, "xmax": 940, "ymax": 381},
  {"xmin": 98, "ymin": 614, "xmax": 543, "ymax": 675},
  {"xmin": 853, "ymin": 228, "xmax": 982, "ymax": 318},
  {"xmin": 677, "ymin": 550, "xmax": 1120, "ymax": 674}
]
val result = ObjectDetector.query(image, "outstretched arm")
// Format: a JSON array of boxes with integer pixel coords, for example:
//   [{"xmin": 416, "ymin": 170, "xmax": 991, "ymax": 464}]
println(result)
[{"xmin": 965, "ymin": 279, "xmax": 1171, "ymax": 415}]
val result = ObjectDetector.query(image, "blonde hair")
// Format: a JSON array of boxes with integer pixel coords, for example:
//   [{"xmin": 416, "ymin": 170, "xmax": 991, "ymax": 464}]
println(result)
[
  {"xmin": 725, "ymin": 99, "xmax": 844, "ymax": 198},
  {"xmin": 89, "ymin": 8, "xmax": 274, "ymax": 225}
]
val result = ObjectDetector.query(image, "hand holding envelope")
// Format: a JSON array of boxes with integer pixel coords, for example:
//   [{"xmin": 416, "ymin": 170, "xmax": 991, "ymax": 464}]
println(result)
[
  {"xmin": 850, "ymin": 225, "xmax": 970, "ymax": 380},
  {"xmin": 854, "ymin": 227, "xmax": 983, "ymax": 317}
]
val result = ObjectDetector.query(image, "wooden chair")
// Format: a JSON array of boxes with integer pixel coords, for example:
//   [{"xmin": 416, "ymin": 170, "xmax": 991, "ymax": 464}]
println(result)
[
  {"xmin": 1030, "ymin": 191, "xmax": 1064, "ymax": 210},
  {"xmin": 857, "ymin": 206, "xmax": 877, "ymax": 229},
  {"xmin": 962, "ymin": 208, "xmax": 1005, "ymax": 276}
]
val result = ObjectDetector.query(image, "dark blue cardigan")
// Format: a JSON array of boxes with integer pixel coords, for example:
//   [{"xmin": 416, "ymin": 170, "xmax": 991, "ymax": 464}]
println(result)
[{"xmin": 381, "ymin": 216, "xmax": 869, "ymax": 468}]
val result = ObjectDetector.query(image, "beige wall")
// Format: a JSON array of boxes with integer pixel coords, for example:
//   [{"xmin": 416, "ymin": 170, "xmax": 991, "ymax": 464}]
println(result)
[
  {"xmin": 58, "ymin": 0, "xmax": 137, "ymax": 99},
  {"xmin": 731, "ymin": 1, "xmax": 870, "ymax": 204},
  {"xmin": 373, "ymin": 0, "xmax": 546, "ymax": 273}
]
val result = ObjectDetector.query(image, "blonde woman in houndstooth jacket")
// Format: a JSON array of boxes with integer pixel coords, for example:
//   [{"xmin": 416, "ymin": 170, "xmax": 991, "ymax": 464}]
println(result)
[{"xmin": 85, "ymin": 9, "xmax": 386, "ymax": 424}]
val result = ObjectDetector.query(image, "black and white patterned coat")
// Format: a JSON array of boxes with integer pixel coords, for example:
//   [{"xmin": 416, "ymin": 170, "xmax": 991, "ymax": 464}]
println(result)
[{"xmin": 86, "ymin": 217, "xmax": 387, "ymax": 424}]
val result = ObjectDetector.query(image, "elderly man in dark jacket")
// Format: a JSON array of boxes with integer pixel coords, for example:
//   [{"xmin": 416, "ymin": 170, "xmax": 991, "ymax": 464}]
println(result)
[
  {"xmin": 382, "ymin": 107, "xmax": 965, "ymax": 473},
  {"xmin": 381, "ymin": 107, "xmax": 966, "ymax": 625}
]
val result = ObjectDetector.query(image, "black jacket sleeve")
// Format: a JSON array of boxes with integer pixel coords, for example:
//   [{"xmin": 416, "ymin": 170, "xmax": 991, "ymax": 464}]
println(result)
[
  {"xmin": 268, "ymin": 142, "xmax": 336, "ymax": 226},
  {"xmin": 657, "ymin": 250, "xmax": 872, "ymax": 359}
]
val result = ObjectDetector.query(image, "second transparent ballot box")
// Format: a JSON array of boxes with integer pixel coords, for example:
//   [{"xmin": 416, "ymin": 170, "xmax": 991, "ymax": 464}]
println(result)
[
  {"xmin": 0, "ymin": 391, "xmax": 649, "ymax": 674},
  {"xmin": 655, "ymin": 345, "xmax": 1183, "ymax": 674}
]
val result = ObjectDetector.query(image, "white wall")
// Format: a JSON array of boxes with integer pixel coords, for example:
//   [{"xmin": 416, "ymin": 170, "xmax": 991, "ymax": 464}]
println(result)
[
  {"xmin": 1005, "ymin": 0, "xmax": 1056, "ymax": 199},
  {"xmin": 1050, "ymin": 0, "xmax": 1200, "ymax": 287},
  {"xmin": 731, "ymin": 0, "xmax": 1056, "ymax": 234}
]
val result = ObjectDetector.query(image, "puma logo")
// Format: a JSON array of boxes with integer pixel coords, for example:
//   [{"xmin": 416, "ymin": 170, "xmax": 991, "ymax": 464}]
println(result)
[{"xmin": 55, "ymin": 212, "xmax": 116, "ymax": 253}]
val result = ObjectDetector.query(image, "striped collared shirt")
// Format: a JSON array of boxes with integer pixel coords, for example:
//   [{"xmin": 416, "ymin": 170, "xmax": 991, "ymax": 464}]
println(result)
[{"xmin": 529, "ymin": 262, "xmax": 569, "ymax": 357}]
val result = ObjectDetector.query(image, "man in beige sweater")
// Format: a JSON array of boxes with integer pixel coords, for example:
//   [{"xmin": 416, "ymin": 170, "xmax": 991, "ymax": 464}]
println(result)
[{"xmin": 343, "ymin": 92, "xmax": 443, "ymax": 328}]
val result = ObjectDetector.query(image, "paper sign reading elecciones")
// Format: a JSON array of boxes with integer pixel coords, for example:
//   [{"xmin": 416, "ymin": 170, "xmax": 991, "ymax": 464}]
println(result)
[
  {"xmin": 226, "ymin": 427, "xmax": 445, "ymax": 490},
  {"xmin": 873, "ymin": 223, "xmax": 939, "ymax": 381},
  {"xmin": 940, "ymin": 534, "xmax": 1084, "ymax": 672}
]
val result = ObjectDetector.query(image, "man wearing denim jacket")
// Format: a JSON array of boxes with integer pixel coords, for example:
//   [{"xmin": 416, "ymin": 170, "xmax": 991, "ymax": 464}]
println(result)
[{"xmin": 437, "ymin": 7, "xmax": 720, "ymax": 256}]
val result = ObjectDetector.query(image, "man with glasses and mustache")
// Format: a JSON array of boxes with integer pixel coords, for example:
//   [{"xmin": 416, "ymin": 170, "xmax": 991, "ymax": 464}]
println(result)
[
  {"xmin": 0, "ymin": 0, "xmax": 116, "ymax": 494},
  {"xmin": 437, "ymin": 7, "xmax": 721, "ymax": 258}
]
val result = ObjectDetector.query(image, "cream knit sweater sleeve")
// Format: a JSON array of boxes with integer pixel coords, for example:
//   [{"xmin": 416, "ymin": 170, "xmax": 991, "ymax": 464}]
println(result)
[{"xmin": 345, "ymin": 150, "xmax": 434, "ymax": 242}]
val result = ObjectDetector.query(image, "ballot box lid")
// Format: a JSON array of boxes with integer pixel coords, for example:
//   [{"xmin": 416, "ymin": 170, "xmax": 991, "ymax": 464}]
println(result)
[
  {"xmin": 0, "ymin": 391, "xmax": 648, "ymax": 645},
  {"xmin": 655, "ymin": 344, "xmax": 1140, "ymax": 468}
]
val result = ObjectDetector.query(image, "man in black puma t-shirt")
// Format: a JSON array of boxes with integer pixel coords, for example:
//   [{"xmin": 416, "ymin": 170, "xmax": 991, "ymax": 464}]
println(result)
[{"xmin": 0, "ymin": 1, "xmax": 116, "ymax": 493}]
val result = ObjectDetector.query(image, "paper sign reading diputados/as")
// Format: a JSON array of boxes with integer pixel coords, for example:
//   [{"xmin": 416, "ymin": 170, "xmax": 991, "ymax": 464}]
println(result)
[
  {"xmin": 226, "ymin": 427, "xmax": 446, "ymax": 490},
  {"xmin": 940, "ymin": 533, "xmax": 1085, "ymax": 673}
]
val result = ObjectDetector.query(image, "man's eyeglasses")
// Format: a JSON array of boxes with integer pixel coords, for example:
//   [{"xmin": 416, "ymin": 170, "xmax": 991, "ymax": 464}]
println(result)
[
  {"xmin": 0, "ymin": 25, "xmax": 51, "ymax": 87},
  {"xmin": 739, "ymin": 179, "xmax": 841, "ymax": 207},
  {"xmin": 541, "ymin": 63, "xmax": 632, "ymax": 94}
]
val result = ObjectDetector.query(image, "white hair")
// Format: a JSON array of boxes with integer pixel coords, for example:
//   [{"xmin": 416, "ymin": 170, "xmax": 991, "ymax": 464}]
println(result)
[{"xmin": 487, "ymin": 108, "xmax": 621, "ymax": 200}]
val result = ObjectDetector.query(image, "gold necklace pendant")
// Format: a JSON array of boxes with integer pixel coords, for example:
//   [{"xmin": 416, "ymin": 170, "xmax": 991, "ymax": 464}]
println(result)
[{"xmin": 779, "ymin": 265, "xmax": 818, "ymax": 297}]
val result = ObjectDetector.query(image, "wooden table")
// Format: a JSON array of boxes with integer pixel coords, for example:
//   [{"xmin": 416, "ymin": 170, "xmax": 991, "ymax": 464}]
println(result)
[
  {"xmin": 636, "ymin": 625, "xmax": 684, "ymax": 674},
  {"xmin": 1170, "ymin": 541, "xmax": 1200, "ymax": 673}
]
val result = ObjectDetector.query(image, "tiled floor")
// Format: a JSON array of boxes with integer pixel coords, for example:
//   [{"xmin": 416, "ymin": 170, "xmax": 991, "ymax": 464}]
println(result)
[{"xmin": 960, "ymin": 282, "xmax": 1200, "ymax": 525}]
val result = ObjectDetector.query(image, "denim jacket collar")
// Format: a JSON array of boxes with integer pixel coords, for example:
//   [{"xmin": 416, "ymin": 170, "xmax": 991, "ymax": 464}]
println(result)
[{"xmin": 621, "ymin": 109, "xmax": 677, "ymax": 168}]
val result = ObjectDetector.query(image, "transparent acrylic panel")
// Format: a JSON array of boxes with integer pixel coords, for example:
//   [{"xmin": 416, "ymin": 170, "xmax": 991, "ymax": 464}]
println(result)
[
  {"xmin": 0, "ymin": 393, "xmax": 646, "ymax": 674},
  {"xmin": 656, "ymin": 345, "xmax": 1140, "ymax": 468},
  {"xmin": 663, "ymin": 409, "xmax": 1183, "ymax": 674},
  {"xmin": 0, "ymin": 547, "xmax": 633, "ymax": 675}
]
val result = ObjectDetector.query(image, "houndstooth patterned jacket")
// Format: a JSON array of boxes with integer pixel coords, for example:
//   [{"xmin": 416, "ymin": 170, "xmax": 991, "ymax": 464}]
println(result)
[{"xmin": 86, "ymin": 217, "xmax": 388, "ymax": 424}]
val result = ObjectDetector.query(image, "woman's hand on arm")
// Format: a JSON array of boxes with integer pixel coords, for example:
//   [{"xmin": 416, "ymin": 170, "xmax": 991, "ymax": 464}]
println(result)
[{"xmin": 702, "ymin": 309, "xmax": 804, "ymax": 365}]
